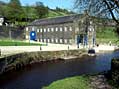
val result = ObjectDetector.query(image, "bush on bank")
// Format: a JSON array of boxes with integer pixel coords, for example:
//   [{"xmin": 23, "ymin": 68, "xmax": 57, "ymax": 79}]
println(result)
[{"xmin": 111, "ymin": 58, "xmax": 119, "ymax": 85}]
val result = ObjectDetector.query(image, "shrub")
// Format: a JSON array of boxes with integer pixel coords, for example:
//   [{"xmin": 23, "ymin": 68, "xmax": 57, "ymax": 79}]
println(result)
[{"xmin": 111, "ymin": 58, "xmax": 119, "ymax": 84}]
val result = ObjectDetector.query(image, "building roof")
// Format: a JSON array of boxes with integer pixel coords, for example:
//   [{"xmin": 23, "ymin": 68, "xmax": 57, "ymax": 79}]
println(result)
[{"xmin": 28, "ymin": 14, "xmax": 82, "ymax": 26}]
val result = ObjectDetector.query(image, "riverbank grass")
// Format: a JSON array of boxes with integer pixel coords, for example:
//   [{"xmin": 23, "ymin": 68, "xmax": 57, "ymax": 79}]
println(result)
[{"xmin": 43, "ymin": 75, "xmax": 91, "ymax": 89}]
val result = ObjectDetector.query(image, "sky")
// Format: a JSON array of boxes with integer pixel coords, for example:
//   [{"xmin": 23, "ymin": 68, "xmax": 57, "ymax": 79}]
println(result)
[{"xmin": 1, "ymin": 0, "xmax": 74, "ymax": 10}]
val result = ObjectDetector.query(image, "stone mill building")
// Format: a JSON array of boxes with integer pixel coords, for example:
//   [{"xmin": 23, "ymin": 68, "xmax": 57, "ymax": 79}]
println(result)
[{"xmin": 25, "ymin": 12, "xmax": 96, "ymax": 46}]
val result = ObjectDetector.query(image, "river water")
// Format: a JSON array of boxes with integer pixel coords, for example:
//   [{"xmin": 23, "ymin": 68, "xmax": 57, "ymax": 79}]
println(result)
[{"xmin": 0, "ymin": 51, "xmax": 119, "ymax": 89}]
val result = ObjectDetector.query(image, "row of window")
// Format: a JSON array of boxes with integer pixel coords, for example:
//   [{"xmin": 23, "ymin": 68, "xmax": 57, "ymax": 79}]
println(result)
[
  {"xmin": 36, "ymin": 26, "xmax": 73, "ymax": 33},
  {"xmin": 40, "ymin": 39, "xmax": 72, "ymax": 44}
]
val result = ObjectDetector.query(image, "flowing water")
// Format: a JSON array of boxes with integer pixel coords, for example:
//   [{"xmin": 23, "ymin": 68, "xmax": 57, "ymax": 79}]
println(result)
[{"xmin": 0, "ymin": 51, "xmax": 119, "ymax": 89}]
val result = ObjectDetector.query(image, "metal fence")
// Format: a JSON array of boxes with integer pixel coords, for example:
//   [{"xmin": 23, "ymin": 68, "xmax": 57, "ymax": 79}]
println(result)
[{"xmin": 0, "ymin": 26, "xmax": 25, "ymax": 40}]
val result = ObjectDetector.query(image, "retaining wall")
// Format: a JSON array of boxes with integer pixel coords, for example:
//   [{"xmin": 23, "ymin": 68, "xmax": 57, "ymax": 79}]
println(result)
[{"xmin": 0, "ymin": 50, "xmax": 86, "ymax": 75}]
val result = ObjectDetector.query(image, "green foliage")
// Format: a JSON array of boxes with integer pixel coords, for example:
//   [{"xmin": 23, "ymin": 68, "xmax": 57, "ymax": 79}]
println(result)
[
  {"xmin": 96, "ymin": 26, "xmax": 118, "ymax": 44},
  {"xmin": 34, "ymin": 2, "xmax": 49, "ymax": 19},
  {"xmin": 111, "ymin": 58, "xmax": 119, "ymax": 84},
  {"xmin": 106, "ymin": 58, "xmax": 119, "ymax": 89},
  {"xmin": 0, "ymin": 1, "xmax": 73, "ymax": 26},
  {"xmin": 0, "ymin": 3, "xmax": 5, "ymax": 16},
  {"xmin": 43, "ymin": 76, "xmax": 91, "ymax": 89},
  {"xmin": 7, "ymin": 0, "xmax": 24, "ymax": 23}
]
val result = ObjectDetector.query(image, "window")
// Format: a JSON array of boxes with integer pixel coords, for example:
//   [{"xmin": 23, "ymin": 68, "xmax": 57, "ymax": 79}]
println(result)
[
  {"xmin": 26, "ymin": 35, "xmax": 29, "ymax": 39},
  {"xmin": 47, "ymin": 39, "xmax": 50, "ymax": 43},
  {"xmin": 60, "ymin": 39, "xmax": 63, "ymax": 43},
  {"xmin": 44, "ymin": 28, "xmax": 46, "ymax": 32},
  {"xmin": 55, "ymin": 27, "xmax": 58, "ymax": 31},
  {"xmin": 60, "ymin": 27, "xmax": 62, "ymax": 31},
  {"xmin": 64, "ymin": 39, "xmax": 67, "ymax": 43},
  {"xmin": 47, "ymin": 28, "xmax": 50, "ymax": 32},
  {"xmin": 40, "ymin": 39, "xmax": 43, "ymax": 42},
  {"xmin": 37, "ymin": 29, "xmax": 39, "ymax": 32},
  {"xmin": 40, "ymin": 28, "xmax": 42, "ymax": 32},
  {"xmin": 64, "ymin": 27, "xmax": 67, "ymax": 32},
  {"xmin": 51, "ymin": 39, "xmax": 54, "ymax": 43},
  {"xmin": 51, "ymin": 28, "xmax": 54, "ymax": 32},
  {"xmin": 26, "ymin": 27, "xmax": 28, "ymax": 31},
  {"xmin": 56, "ymin": 39, "xmax": 58, "ymax": 43},
  {"xmin": 69, "ymin": 39, "xmax": 72, "ymax": 44},
  {"xmin": 32, "ymin": 27, "xmax": 35, "ymax": 31},
  {"xmin": 69, "ymin": 27, "xmax": 72, "ymax": 31}
]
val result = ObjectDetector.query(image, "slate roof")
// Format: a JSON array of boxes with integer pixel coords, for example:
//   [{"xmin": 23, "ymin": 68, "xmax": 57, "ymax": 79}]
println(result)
[{"xmin": 28, "ymin": 14, "xmax": 82, "ymax": 26}]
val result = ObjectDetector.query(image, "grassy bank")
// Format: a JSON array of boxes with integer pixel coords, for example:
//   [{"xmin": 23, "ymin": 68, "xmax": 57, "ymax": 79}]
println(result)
[
  {"xmin": 96, "ymin": 26, "xmax": 119, "ymax": 45},
  {"xmin": 0, "ymin": 40, "xmax": 46, "ymax": 46},
  {"xmin": 43, "ymin": 76, "xmax": 91, "ymax": 89}
]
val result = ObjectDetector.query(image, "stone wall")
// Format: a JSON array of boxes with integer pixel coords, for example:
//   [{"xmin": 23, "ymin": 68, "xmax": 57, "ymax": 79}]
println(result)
[
  {"xmin": 26, "ymin": 22, "xmax": 75, "ymax": 44},
  {"xmin": 0, "ymin": 26, "xmax": 24, "ymax": 40},
  {"xmin": 0, "ymin": 50, "xmax": 86, "ymax": 75}
]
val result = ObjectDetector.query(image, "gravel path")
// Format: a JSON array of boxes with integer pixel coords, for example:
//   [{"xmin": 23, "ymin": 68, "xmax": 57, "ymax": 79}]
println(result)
[{"xmin": 90, "ymin": 75, "xmax": 112, "ymax": 89}]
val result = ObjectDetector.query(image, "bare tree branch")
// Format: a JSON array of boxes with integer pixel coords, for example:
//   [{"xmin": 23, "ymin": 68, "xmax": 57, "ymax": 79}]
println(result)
[
  {"xmin": 103, "ymin": 0, "xmax": 119, "ymax": 24},
  {"xmin": 74, "ymin": 0, "xmax": 119, "ymax": 24}
]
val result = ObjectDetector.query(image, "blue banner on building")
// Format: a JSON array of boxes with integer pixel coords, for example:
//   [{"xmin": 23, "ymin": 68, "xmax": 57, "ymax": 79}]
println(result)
[{"xmin": 30, "ymin": 31, "xmax": 36, "ymax": 41}]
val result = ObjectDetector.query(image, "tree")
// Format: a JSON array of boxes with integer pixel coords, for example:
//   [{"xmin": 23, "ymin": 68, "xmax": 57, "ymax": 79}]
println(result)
[
  {"xmin": 35, "ymin": 2, "xmax": 48, "ymax": 18},
  {"xmin": 0, "ymin": 1, "xmax": 7, "ymax": 16},
  {"xmin": 0, "ymin": 3, "xmax": 5, "ymax": 16},
  {"xmin": 7, "ymin": 0, "xmax": 24, "ymax": 24},
  {"xmin": 74, "ymin": 0, "xmax": 119, "ymax": 34}
]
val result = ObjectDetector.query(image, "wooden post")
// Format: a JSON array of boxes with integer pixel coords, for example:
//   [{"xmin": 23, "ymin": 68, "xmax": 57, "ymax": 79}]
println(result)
[
  {"xmin": 0, "ymin": 49, "xmax": 1, "ymax": 56},
  {"xmin": 40, "ymin": 46, "xmax": 42, "ymax": 51}
]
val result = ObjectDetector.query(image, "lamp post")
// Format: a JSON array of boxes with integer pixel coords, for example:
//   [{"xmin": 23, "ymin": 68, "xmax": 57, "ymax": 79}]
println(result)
[{"xmin": 9, "ymin": 29, "xmax": 12, "ymax": 41}]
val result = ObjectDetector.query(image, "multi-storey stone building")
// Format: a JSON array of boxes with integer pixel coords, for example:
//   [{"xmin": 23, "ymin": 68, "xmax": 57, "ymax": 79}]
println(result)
[{"xmin": 25, "ymin": 13, "xmax": 96, "ymax": 46}]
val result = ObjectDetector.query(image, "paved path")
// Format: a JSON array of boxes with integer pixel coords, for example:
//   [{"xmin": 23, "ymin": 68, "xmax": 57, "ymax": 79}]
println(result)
[
  {"xmin": 0, "ymin": 43, "xmax": 118, "ymax": 56},
  {"xmin": 0, "ymin": 44, "xmax": 81, "ymax": 56}
]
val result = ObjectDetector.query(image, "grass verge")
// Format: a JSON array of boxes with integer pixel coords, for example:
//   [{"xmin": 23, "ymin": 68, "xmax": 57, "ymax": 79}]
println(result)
[
  {"xmin": 0, "ymin": 40, "xmax": 47, "ymax": 46},
  {"xmin": 43, "ymin": 75, "xmax": 91, "ymax": 89}
]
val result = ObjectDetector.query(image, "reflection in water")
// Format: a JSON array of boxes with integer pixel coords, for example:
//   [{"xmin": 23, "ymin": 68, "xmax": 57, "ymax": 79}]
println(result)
[{"xmin": 0, "ymin": 51, "xmax": 119, "ymax": 89}]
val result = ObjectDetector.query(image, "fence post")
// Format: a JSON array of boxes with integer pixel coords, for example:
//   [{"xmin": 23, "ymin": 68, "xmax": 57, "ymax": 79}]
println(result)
[
  {"xmin": 68, "ymin": 45, "xmax": 69, "ymax": 50},
  {"xmin": 40, "ymin": 46, "xmax": 42, "ymax": 51},
  {"xmin": 9, "ymin": 29, "xmax": 12, "ymax": 40}
]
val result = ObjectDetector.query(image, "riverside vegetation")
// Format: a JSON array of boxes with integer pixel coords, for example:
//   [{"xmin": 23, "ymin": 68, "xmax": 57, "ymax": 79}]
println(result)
[
  {"xmin": 43, "ymin": 75, "xmax": 91, "ymax": 89},
  {"xmin": 43, "ymin": 74, "xmax": 112, "ymax": 89},
  {"xmin": 43, "ymin": 55, "xmax": 119, "ymax": 89}
]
